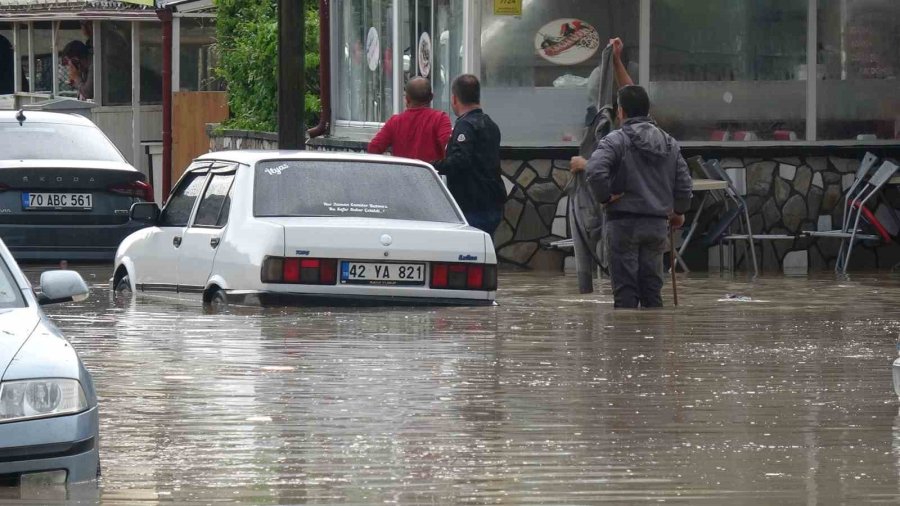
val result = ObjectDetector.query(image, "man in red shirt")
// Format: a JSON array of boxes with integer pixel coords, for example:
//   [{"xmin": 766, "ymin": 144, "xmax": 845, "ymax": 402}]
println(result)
[{"xmin": 367, "ymin": 77, "xmax": 452, "ymax": 162}]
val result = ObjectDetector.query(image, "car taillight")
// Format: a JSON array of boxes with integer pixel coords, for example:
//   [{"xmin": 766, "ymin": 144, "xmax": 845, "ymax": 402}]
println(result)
[
  {"xmin": 0, "ymin": 183, "xmax": 9, "ymax": 192},
  {"xmin": 109, "ymin": 180, "xmax": 153, "ymax": 201},
  {"xmin": 261, "ymin": 256, "xmax": 337, "ymax": 285},
  {"xmin": 430, "ymin": 263, "xmax": 497, "ymax": 291}
]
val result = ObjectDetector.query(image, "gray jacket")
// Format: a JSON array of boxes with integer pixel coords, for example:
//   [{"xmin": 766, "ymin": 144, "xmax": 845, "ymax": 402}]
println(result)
[{"xmin": 585, "ymin": 116, "xmax": 693, "ymax": 219}]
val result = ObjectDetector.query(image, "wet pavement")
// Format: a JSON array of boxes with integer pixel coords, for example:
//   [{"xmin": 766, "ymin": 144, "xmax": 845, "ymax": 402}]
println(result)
[{"xmin": 6, "ymin": 266, "xmax": 900, "ymax": 504}]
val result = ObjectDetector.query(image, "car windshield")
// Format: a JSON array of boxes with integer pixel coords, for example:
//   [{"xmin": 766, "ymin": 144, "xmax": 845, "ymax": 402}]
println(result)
[
  {"xmin": 254, "ymin": 160, "xmax": 463, "ymax": 223},
  {"xmin": 0, "ymin": 122, "xmax": 124, "ymax": 161},
  {"xmin": 0, "ymin": 256, "xmax": 25, "ymax": 309}
]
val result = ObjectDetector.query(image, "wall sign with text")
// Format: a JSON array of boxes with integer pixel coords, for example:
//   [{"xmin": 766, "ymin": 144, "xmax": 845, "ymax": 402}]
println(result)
[
  {"xmin": 535, "ymin": 19, "xmax": 600, "ymax": 66},
  {"xmin": 494, "ymin": 0, "xmax": 522, "ymax": 16}
]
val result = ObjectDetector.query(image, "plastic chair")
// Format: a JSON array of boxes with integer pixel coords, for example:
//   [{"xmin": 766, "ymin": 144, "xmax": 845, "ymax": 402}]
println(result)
[
  {"xmin": 698, "ymin": 159, "xmax": 759, "ymax": 276},
  {"xmin": 835, "ymin": 160, "xmax": 900, "ymax": 273}
]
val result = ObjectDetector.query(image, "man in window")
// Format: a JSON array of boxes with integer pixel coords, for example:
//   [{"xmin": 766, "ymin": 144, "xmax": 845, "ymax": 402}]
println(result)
[
  {"xmin": 570, "ymin": 85, "xmax": 693, "ymax": 309},
  {"xmin": 433, "ymin": 74, "xmax": 505, "ymax": 234},
  {"xmin": 367, "ymin": 77, "xmax": 452, "ymax": 163},
  {"xmin": 60, "ymin": 40, "xmax": 93, "ymax": 101}
]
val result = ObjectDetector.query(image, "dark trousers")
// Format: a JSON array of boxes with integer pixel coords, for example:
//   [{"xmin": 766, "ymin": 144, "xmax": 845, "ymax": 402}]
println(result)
[
  {"xmin": 607, "ymin": 216, "xmax": 668, "ymax": 309},
  {"xmin": 465, "ymin": 208, "xmax": 502, "ymax": 235}
]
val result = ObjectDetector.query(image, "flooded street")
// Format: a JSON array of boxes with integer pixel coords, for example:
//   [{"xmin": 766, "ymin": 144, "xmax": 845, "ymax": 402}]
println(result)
[{"xmin": 8, "ymin": 267, "xmax": 900, "ymax": 504}]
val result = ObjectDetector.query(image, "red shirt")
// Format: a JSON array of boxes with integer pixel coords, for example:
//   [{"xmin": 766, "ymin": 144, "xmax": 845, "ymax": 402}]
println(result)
[{"xmin": 367, "ymin": 107, "xmax": 452, "ymax": 163}]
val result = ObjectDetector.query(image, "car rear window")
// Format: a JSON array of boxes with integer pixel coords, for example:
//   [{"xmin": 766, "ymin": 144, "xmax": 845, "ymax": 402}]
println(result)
[
  {"xmin": 0, "ymin": 257, "xmax": 25, "ymax": 309},
  {"xmin": 0, "ymin": 122, "xmax": 124, "ymax": 162},
  {"xmin": 253, "ymin": 160, "xmax": 463, "ymax": 223}
]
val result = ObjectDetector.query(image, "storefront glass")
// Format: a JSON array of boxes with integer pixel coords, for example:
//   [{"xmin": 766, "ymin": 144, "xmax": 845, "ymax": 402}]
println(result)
[
  {"xmin": 480, "ymin": 0, "xmax": 639, "ymax": 146},
  {"xmin": 56, "ymin": 21, "xmax": 86, "ymax": 99},
  {"xmin": 817, "ymin": 0, "xmax": 899, "ymax": 141},
  {"xmin": 0, "ymin": 23, "xmax": 11, "ymax": 95},
  {"xmin": 32, "ymin": 21, "xmax": 52, "ymax": 93},
  {"xmin": 649, "ymin": 0, "xmax": 808, "ymax": 142},
  {"xmin": 140, "ymin": 22, "xmax": 163, "ymax": 104},
  {"xmin": 432, "ymin": 0, "xmax": 464, "ymax": 116},
  {"xmin": 101, "ymin": 21, "xmax": 132, "ymax": 106},
  {"xmin": 335, "ymin": 0, "xmax": 394, "ymax": 124},
  {"xmin": 16, "ymin": 24, "xmax": 28, "ymax": 92},
  {"xmin": 179, "ymin": 17, "xmax": 223, "ymax": 92}
]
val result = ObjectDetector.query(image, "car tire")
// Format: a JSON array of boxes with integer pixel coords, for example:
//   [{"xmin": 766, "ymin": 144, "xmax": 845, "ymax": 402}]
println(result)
[
  {"xmin": 114, "ymin": 274, "xmax": 132, "ymax": 295},
  {"xmin": 206, "ymin": 288, "xmax": 229, "ymax": 312}
]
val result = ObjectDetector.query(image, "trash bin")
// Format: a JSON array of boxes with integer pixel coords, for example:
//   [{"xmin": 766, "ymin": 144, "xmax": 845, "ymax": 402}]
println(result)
[{"xmin": 22, "ymin": 97, "xmax": 96, "ymax": 119}]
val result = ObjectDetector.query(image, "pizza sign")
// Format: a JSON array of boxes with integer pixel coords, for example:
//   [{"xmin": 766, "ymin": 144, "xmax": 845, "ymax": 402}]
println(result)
[{"xmin": 535, "ymin": 19, "xmax": 600, "ymax": 66}]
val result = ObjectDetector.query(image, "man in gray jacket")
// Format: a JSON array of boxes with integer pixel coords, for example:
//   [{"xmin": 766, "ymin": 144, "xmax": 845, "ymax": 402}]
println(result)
[{"xmin": 570, "ymin": 85, "xmax": 692, "ymax": 308}]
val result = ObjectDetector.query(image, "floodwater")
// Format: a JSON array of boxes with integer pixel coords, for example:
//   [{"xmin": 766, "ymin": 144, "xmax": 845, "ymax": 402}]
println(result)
[{"xmin": 6, "ymin": 266, "xmax": 900, "ymax": 504}]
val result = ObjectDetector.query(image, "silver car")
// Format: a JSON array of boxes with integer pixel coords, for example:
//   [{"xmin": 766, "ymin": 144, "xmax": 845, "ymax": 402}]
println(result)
[{"xmin": 0, "ymin": 238, "xmax": 99, "ymax": 485}]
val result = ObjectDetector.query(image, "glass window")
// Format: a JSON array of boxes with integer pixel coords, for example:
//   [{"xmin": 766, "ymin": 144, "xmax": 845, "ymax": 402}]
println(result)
[
  {"xmin": 101, "ymin": 21, "xmax": 132, "ymax": 106},
  {"xmin": 193, "ymin": 173, "xmax": 235, "ymax": 227},
  {"xmin": 0, "ymin": 122, "xmax": 124, "ymax": 161},
  {"xmin": 0, "ymin": 23, "xmax": 12, "ymax": 95},
  {"xmin": 32, "ymin": 22, "xmax": 52, "ymax": 93},
  {"xmin": 649, "ymin": 0, "xmax": 808, "ymax": 142},
  {"xmin": 480, "ymin": 0, "xmax": 640, "ymax": 146},
  {"xmin": 254, "ymin": 160, "xmax": 462, "ymax": 223},
  {"xmin": 140, "ymin": 22, "xmax": 163, "ymax": 104},
  {"xmin": 57, "ymin": 21, "xmax": 91, "ymax": 100},
  {"xmin": 160, "ymin": 171, "xmax": 207, "ymax": 227},
  {"xmin": 179, "ymin": 17, "xmax": 224, "ymax": 92},
  {"xmin": 817, "ymin": 0, "xmax": 899, "ymax": 141},
  {"xmin": 335, "ymin": 0, "xmax": 394, "ymax": 123},
  {"xmin": 0, "ymin": 257, "xmax": 25, "ymax": 309},
  {"xmin": 16, "ymin": 24, "xmax": 28, "ymax": 92},
  {"xmin": 216, "ymin": 185, "xmax": 233, "ymax": 228},
  {"xmin": 432, "ymin": 0, "xmax": 463, "ymax": 116}
]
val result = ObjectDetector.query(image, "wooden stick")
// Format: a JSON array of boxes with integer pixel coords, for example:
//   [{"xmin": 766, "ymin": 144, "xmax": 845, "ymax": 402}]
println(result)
[{"xmin": 670, "ymin": 226, "xmax": 679, "ymax": 307}]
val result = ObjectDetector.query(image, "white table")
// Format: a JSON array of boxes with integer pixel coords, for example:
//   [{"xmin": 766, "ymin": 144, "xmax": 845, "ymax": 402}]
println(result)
[{"xmin": 675, "ymin": 178, "xmax": 733, "ymax": 272}]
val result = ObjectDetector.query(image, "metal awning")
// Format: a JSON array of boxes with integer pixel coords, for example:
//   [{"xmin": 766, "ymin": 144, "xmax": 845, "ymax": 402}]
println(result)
[{"xmin": 0, "ymin": 0, "xmax": 158, "ymax": 18}]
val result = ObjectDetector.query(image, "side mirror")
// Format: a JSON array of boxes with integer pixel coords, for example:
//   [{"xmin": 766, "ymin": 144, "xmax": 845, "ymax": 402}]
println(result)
[
  {"xmin": 38, "ymin": 270, "xmax": 90, "ymax": 305},
  {"xmin": 130, "ymin": 202, "xmax": 160, "ymax": 224}
]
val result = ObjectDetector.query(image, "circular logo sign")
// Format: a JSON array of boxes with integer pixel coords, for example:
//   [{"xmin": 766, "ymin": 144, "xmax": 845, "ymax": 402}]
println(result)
[
  {"xmin": 418, "ymin": 32, "xmax": 432, "ymax": 77},
  {"xmin": 366, "ymin": 27, "xmax": 380, "ymax": 71},
  {"xmin": 535, "ymin": 19, "xmax": 600, "ymax": 66}
]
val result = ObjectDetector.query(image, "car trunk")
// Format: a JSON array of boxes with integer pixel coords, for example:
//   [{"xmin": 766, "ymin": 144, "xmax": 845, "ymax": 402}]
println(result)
[
  {"xmin": 0, "ymin": 161, "xmax": 148, "ymax": 226},
  {"xmin": 262, "ymin": 217, "xmax": 488, "ymax": 263}
]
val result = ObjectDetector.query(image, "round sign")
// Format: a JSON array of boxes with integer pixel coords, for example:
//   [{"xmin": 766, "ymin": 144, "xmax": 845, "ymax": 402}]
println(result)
[
  {"xmin": 366, "ymin": 27, "xmax": 380, "ymax": 71},
  {"xmin": 534, "ymin": 19, "xmax": 600, "ymax": 66},
  {"xmin": 418, "ymin": 32, "xmax": 432, "ymax": 77}
]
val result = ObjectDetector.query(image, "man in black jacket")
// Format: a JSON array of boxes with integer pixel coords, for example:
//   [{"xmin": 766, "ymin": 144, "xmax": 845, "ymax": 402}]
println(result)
[
  {"xmin": 571, "ymin": 85, "xmax": 693, "ymax": 309},
  {"xmin": 433, "ymin": 75, "xmax": 505, "ymax": 234}
]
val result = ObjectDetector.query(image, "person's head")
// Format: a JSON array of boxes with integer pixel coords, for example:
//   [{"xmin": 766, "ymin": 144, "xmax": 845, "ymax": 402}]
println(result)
[
  {"xmin": 450, "ymin": 74, "xmax": 480, "ymax": 117},
  {"xmin": 61, "ymin": 40, "xmax": 90, "ymax": 72},
  {"xmin": 616, "ymin": 85, "xmax": 650, "ymax": 123},
  {"xmin": 404, "ymin": 77, "xmax": 433, "ymax": 108}
]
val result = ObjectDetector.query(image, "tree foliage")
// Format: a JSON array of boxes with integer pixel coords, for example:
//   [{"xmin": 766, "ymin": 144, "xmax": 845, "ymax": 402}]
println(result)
[{"xmin": 215, "ymin": 0, "xmax": 320, "ymax": 132}]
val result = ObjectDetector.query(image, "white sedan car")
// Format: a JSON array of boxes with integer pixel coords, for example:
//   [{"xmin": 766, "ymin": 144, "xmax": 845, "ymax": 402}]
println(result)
[{"xmin": 112, "ymin": 151, "xmax": 497, "ymax": 306}]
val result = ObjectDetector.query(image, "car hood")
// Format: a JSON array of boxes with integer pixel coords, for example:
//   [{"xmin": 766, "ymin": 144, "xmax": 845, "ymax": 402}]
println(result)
[{"xmin": 0, "ymin": 307, "xmax": 39, "ymax": 379}]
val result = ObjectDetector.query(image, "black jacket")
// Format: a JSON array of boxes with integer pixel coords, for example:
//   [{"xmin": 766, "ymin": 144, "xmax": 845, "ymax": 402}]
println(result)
[{"xmin": 433, "ymin": 109, "xmax": 505, "ymax": 214}]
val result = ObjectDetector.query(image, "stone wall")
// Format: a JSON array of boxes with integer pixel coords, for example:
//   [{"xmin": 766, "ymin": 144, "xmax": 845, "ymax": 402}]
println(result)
[
  {"xmin": 209, "ymin": 130, "xmax": 900, "ymax": 272},
  {"xmin": 207, "ymin": 125, "xmax": 278, "ymax": 151}
]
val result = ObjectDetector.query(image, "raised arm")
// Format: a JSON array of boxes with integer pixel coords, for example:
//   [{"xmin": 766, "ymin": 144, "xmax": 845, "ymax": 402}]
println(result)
[{"xmin": 610, "ymin": 38, "xmax": 633, "ymax": 88}]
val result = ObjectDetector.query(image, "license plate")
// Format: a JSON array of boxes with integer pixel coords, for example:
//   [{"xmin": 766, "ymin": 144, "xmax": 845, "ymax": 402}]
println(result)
[
  {"xmin": 23, "ymin": 192, "xmax": 93, "ymax": 210},
  {"xmin": 340, "ymin": 261, "xmax": 425, "ymax": 286}
]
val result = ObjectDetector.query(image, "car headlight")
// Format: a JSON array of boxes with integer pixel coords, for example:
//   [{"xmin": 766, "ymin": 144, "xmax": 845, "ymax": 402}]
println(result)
[{"xmin": 0, "ymin": 379, "xmax": 88, "ymax": 423}]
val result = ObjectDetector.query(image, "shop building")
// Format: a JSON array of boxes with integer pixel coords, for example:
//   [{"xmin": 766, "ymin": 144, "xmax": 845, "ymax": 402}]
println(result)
[
  {"xmin": 308, "ymin": 0, "xmax": 900, "ymax": 272},
  {"xmin": 0, "ymin": 0, "xmax": 222, "ymax": 203}
]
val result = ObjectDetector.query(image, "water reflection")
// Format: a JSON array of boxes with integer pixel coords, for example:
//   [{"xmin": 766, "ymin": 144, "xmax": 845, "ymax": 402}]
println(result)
[{"xmin": 5, "ymin": 267, "xmax": 900, "ymax": 503}]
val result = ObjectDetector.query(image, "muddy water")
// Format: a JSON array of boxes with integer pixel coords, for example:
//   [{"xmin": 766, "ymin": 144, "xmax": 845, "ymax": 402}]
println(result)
[{"xmin": 8, "ymin": 267, "xmax": 900, "ymax": 504}]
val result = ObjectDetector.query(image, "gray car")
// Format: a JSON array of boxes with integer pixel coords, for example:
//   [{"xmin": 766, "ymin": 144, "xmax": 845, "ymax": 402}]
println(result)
[
  {"xmin": 0, "ymin": 238, "xmax": 99, "ymax": 486},
  {"xmin": 0, "ymin": 110, "xmax": 150, "ymax": 261}
]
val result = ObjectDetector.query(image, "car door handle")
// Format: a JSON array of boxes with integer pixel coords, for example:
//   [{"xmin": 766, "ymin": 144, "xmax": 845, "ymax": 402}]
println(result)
[
  {"xmin": 210, "ymin": 237, "xmax": 220, "ymax": 249},
  {"xmin": 173, "ymin": 236, "xmax": 182, "ymax": 248}
]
